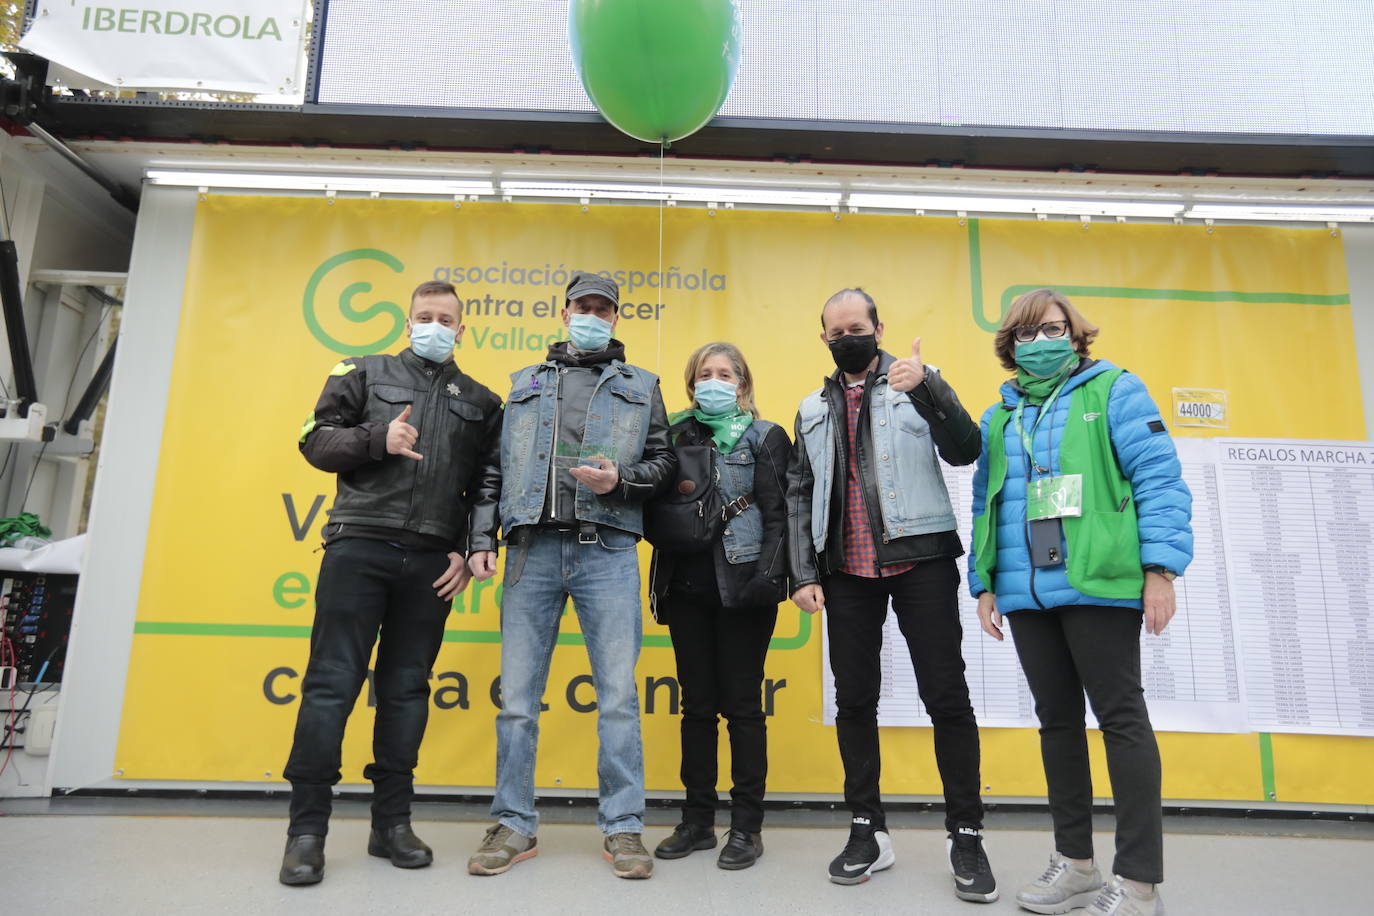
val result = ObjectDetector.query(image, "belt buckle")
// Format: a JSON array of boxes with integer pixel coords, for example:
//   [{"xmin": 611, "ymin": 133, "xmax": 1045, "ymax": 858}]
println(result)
[{"xmin": 577, "ymin": 526, "xmax": 598, "ymax": 545}]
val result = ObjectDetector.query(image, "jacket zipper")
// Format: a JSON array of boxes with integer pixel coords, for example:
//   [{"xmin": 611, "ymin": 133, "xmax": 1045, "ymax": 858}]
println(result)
[
  {"xmin": 411, "ymin": 364, "xmax": 441, "ymax": 531},
  {"xmin": 857, "ymin": 384, "xmax": 888, "ymax": 546},
  {"xmin": 549, "ymin": 367, "xmax": 564, "ymax": 520},
  {"xmin": 1023, "ymin": 400, "xmax": 1047, "ymax": 610}
]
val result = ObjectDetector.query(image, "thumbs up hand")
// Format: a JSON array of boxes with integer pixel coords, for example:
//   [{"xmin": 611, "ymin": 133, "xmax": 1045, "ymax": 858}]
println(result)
[
  {"xmin": 387, "ymin": 404, "xmax": 423, "ymax": 460},
  {"xmin": 887, "ymin": 337, "xmax": 926, "ymax": 393}
]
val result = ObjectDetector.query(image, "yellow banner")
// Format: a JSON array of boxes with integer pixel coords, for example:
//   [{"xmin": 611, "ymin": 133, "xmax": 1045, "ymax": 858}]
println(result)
[{"xmin": 116, "ymin": 196, "xmax": 1370, "ymax": 804}]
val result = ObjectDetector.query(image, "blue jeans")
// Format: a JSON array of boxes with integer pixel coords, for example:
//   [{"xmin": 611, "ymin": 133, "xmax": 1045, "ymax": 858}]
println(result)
[{"xmin": 491, "ymin": 527, "xmax": 645, "ymax": 837}]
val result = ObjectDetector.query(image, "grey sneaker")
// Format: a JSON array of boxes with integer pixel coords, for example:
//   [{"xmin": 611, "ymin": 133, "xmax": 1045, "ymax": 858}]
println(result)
[
  {"xmin": 1016, "ymin": 853, "xmax": 1105, "ymax": 914},
  {"xmin": 467, "ymin": 823, "xmax": 538, "ymax": 875},
  {"xmin": 603, "ymin": 832, "xmax": 653, "ymax": 879},
  {"xmin": 1083, "ymin": 876, "xmax": 1164, "ymax": 916}
]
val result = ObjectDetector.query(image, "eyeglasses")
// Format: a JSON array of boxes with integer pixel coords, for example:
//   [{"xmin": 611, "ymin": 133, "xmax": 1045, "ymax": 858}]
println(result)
[{"xmin": 1012, "ymin": 320, "xmax": 1069, "ymax": 343}]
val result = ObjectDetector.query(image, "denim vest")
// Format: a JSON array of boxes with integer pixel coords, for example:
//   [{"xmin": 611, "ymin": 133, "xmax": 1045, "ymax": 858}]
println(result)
[
  {"xmin": 500, "ymin": 359, "xmax": 659, "ymax": 535},
  {"xmin": 797, "ymin": 373, "xmax": 956, "ymax": 552},
  {"xmin": 718, "ymin": 420, "xmax": 777, "ymax": 565}
]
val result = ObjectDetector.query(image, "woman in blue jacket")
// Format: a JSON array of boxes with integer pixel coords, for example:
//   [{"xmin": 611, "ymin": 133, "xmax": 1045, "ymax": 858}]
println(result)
[
  {"xmin": 968, "ymin": 289, "xmax": 1191, "ymax": 916},
  {"xmin": 647, "ymin": 342, "xmax": 791, "ymax": 871}
]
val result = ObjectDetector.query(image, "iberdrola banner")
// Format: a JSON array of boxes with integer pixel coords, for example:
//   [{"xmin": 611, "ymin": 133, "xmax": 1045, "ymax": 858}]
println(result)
[
  {"xmin": 114, "ymin": 195, "xmax": 1371, "ymax": 806},
  {"xmin": 21, "ymin": 0, "xmax": 308, "ymax": 94}
]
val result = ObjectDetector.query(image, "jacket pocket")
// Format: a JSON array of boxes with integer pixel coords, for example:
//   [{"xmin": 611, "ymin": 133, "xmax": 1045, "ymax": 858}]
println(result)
[
  {"xmin": 891, "ymin": 398, "xmax": 931, "ymax": 438},
  {"xmin": 1075, "ymin": 510, "xmax": 1142, "ymax": 584},
  {"xmin": 372, "ymin": 384, "xmax": 415, "ymax": 404},
  {"xmin": 367, "ymin": 384, "xmax": 418, "ymax": 426},
  {"xmin": 446, "ymin": 398, "xmax": 484, "ymax": 422},
  {"xmin": 608, "ymin": 383, "xmax": 648, "ymax": 405}
]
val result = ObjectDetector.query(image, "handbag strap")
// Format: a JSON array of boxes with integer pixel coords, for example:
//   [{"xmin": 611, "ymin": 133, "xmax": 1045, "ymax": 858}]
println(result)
[{"xmin": 722, "ymin": 493, "xmax": 755, "ymax": 521}]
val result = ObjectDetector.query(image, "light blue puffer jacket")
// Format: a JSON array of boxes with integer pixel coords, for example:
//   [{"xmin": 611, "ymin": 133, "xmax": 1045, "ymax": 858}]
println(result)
[{"xmin": 967, "ymin": 359, "xmax": 1193, "ymax": 613}]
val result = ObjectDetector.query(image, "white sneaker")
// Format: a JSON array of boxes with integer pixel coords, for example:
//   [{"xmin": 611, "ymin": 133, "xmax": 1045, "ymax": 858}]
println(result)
[
  {"xmin": 1016, "ymin": 853, "xmax": 1104, "ymax": 913},
  {"xmin": 1083, "ymin": 876, "xmax": 1164, "ymax": 916}
]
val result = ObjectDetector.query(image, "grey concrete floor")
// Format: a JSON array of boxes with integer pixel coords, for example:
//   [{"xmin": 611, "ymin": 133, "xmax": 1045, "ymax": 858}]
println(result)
[{"xmin": 0, "ymin": 802, "xmax": 1370, "ymax": 915}]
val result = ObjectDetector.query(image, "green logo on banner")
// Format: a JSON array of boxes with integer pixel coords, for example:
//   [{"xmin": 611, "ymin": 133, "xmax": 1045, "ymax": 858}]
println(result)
[{"xmin": 303, "ymin": 249, "xmax": 407, "ymax": 356}]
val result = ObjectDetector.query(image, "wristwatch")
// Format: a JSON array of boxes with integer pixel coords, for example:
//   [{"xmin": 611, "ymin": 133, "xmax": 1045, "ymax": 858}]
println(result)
[{"xmin": 1143, "ymin": 565, "xmax": 1178, "ymax": 581}]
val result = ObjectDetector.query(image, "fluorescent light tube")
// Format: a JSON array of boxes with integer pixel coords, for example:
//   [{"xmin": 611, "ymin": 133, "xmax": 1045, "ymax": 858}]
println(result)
[
  {"xmin": 845, "ymin": 193, "xmax": 1183, "ymax": 218},
  {"xmin": 500, "ymin": 181, "xmax": 841, "ymax": 206},
  {"xmin": 1184, "ymin": 204, "xmax": 1374, "ymax": 223},
  {"xmin": 145, "ymin": 170, "xmax": 496, "ymax": 196}
]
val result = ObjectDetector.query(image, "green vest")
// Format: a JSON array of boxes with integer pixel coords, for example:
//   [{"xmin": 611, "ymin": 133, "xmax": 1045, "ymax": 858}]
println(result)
[{"xmin": 973, "ymin": 369, "xmax": 1143, "ymax": 600}]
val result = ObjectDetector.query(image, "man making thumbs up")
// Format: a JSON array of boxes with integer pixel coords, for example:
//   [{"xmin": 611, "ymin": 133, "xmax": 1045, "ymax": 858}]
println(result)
[
  {"xmin": 280, "ymin": 281, "xmax": 503, "ymax": 886},
  {"xmin": 785, "ymin": 288, "xmax": 996, "ymax": 901}
]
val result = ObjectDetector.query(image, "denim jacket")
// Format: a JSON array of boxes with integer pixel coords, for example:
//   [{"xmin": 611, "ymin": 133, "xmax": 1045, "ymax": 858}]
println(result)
[
  {"xmin": 796, "ymin": 374, "xmax": 957, "ymax": 551},
  {"xmin": 786, "ymin": 352, "xmax": 981, "ymax": 588},
  {"xmin": 496, "ymin": 358, "xmax": 672, "ymax": 537},
  {"xmin": 648, "ymin": 416, "xmax": 792, "ymax": 616},
  {"xmin": 718, "ymin": 420, "xmax": 778, "ymax": 565}
]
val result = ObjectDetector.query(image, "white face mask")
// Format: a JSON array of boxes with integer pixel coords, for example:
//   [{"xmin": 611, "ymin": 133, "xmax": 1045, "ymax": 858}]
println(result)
[{"xmin": 410, "ymin": 321, "xmax": 456, "ymax": 362}]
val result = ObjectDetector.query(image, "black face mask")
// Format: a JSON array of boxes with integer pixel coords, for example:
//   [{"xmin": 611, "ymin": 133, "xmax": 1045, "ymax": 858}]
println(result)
[{"xmin": 828, "ymin": 333, "xmax": 878, "ymax": 375}]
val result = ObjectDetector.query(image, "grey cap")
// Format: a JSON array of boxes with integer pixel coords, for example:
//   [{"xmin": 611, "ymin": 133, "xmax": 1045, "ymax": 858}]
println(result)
[{"xmin": 565, "ymin": 270, "xmax": 620, "ymax": 306}]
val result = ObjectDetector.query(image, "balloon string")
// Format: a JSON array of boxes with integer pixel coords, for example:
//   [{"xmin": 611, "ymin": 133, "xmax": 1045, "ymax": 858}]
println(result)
[{"xmin": 656, "ymin": 139, "xmax": 665, "ymax": 373}]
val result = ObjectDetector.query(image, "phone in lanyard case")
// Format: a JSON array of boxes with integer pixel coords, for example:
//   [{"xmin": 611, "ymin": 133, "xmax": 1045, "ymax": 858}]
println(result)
[{"xmin": 1029, "ymin": 517, "xmax": 1065, "ymax": 568}]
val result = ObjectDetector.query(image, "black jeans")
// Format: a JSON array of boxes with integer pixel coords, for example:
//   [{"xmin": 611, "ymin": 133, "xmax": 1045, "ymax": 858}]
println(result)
[
  {"xmin": 1008, "ymin": 606, "xmax": 1163, "ymax": 884},
  {"xmin": 283, "ymin": 538, "xmax": 451, "ymax": 836},
  {"xmin": 665, "ymin": 595, "xmax": 777, "ymax": 833},
  {"xmin": 823, "ymin": 558, "xmax": 983, "ymax": 833}
]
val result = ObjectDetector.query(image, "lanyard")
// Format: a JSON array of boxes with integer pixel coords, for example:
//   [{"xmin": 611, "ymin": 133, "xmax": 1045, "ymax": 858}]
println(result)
[{"xmin": 1012, "ymin": 375, "xmax": 1071, "ymax": 476}]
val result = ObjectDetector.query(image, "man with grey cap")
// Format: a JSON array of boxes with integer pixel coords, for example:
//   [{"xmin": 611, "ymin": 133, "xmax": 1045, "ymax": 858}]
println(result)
[{"xmin": 465, "ymin": 270, "xmax": 676, "ymax": 879}]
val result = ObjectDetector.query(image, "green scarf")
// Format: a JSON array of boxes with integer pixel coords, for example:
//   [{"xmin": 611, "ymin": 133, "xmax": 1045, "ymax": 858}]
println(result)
[
  {"xmin": 668, "ymin": 407, "xmax": 754, "ymax": 453},
  {"xmin": 1016, "ymin": 363, "xmax": 1075, "ymax": 404}
]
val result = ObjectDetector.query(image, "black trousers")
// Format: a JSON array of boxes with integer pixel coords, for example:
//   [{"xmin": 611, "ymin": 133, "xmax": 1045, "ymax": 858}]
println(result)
[
  {"xmin": 283, "ymin": 538, "xmax": 451, "ymax": 836},
  {"xmin": 1008, "ymin": 605, "xmax": 1163, "ymax": 884},
  {"xmin": 823, "ymin": 558, "xmax": 984, "ymax": 833},
  {"xmin": 664, "ymin": 595, "xmax": 777, "ymax": 833}
]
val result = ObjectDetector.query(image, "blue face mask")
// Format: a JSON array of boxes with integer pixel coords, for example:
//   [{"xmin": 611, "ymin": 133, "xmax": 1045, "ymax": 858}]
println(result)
[
  {"xmin": 567, "ymin": 313, "xmax": 614, "ymax": 351},
  {"xmin": 410, "ymin": 320, "xmax": 456, "ymax": 363},
  {"xmin": 694, "ymin": 379, "xmax": 739, "ymax": 416}
]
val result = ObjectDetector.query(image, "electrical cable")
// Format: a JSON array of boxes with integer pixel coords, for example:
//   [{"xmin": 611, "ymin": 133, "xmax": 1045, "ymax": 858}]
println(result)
[
  {"xmin": 0, "ymin": 167, "xmax": 12, "ymax": 239},
  {"xmin": 0, "ymin": 635, "xmax": 16, "ymax": 776},
  {"xmin": 0, "ymin": 647, "xmax": 61, "ymax": 754},
  {"xmin": 18, "ymin": 301, "xmax": 114, "ymax": 514}
]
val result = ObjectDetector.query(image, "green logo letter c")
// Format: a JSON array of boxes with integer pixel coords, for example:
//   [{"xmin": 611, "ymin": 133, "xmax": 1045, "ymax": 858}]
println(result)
[{"xmin": 303, "ymin": 249, "xmax": 407, "ymax": 356}]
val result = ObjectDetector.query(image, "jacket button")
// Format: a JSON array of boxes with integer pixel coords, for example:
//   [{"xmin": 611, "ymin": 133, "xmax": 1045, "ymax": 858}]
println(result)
[
  {"xmin": 881, "ymin": 454, "xmax": 889, "ymax": 460},
  {"xmin": 888, "ymin": 492, "xmax": 895, "ymax": 499},
  {"xmin": 724, "ymin": 528, "xmax": 732, "ymax": 535},
  {"xmin": 879, "ymin": 419, "xmax": 887, "ymax": 426}
]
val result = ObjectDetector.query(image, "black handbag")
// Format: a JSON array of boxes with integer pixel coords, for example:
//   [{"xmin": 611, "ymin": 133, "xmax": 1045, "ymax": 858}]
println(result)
[{"xmin": 643, "ymin": 444, "xmax": 725, "ymax": 554}]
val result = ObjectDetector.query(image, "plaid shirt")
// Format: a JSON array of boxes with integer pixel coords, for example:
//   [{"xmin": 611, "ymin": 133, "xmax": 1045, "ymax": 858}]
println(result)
[{"xmin": 838, "ymin": 383, "xmax": 916, "ymax": 578}]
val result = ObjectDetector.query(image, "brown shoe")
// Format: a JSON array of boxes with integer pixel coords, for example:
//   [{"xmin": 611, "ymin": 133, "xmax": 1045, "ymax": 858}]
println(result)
[
  {"xmin": 603, "ymin": 832, "xmax": 653, "ymax": 879},
  {"xmin": 468, "ymin": 823, "xmax": 538, "ymax": 876}
]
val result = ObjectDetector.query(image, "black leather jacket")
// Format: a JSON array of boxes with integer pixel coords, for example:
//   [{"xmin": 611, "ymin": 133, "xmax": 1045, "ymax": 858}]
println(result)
[
  {"xmin": 299, "ymin": 348, "xmax": 503, "ymax": 550},
  {"xmin": 786, "ymin": 351, "xmax": 980, "ymax": 587}
]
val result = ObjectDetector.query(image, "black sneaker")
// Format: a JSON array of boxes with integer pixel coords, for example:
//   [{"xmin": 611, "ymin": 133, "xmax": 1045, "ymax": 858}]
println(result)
[
  {"xmin": 947, "ymin": 825, "xmax": 998, "ymax": 903},
  {"xmin": 828, "ymin": 817, "xmax": 895, "ymax": 885}
]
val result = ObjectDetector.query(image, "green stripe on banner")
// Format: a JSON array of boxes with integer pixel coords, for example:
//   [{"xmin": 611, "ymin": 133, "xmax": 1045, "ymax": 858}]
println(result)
[
  {"xmin": 1259, "ymin": 732, "xmax": 1277, "ymax": 800},
  {"xmin": 964, "ymin": 218, "xmax": 1352, "ymax": 333},
  {"xmin": 131, "ymin": 608, "xmax": 814, "ymax": 651},
  {"xmin": 134, "ymin": 622, "xmax": 314, "ymax": 638}
]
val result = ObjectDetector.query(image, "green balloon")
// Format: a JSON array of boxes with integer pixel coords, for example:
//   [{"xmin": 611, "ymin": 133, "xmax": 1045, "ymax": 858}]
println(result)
[{"xmin": 569, "ymin": 0, "xmax": 742, "ymax": 144}]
